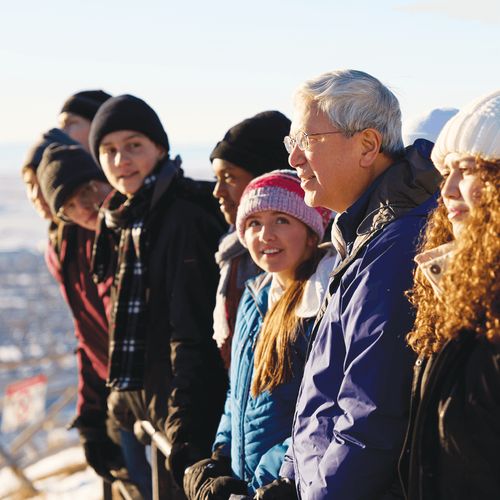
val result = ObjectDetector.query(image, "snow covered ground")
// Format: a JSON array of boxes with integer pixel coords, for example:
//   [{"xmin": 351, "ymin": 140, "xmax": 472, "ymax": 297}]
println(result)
[{"xmin": 0, "ymin": 446, "xmax": 101, "ymax": 499}]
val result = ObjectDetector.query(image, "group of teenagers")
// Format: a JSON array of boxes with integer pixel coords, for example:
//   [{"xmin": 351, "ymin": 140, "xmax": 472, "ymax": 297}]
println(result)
[{"xmin": 21, "ymin": 69, "xmax": 499, "ymax": 500}]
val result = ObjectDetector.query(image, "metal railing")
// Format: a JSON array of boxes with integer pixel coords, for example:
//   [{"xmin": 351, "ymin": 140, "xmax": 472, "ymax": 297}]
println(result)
[{"xmin": 103, "ymin": 419, "xmax": 172, "ymax": 500}]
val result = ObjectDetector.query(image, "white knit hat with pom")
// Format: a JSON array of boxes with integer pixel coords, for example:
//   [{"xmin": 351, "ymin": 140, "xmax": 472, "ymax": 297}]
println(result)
[{"xmin": 431, "ymin": 90, "xmax": 500, "ymax": 168}]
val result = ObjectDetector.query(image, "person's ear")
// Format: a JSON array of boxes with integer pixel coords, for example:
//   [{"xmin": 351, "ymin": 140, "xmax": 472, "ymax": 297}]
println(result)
[
  {"xmin": 306, "ymin": 232, "xmax": 319, "ymax": 248},
  {"xmin": 157, "ymin": 145, "xmax": 167, "ymax": 160},
  {"xmin": 359, "ymin": 128, "xmax": 382, "ymax": 168}
]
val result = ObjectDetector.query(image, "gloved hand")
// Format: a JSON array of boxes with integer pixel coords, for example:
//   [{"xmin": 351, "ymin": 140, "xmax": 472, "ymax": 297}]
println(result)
[
  {"xmin": 184, "ymin": 450, "xmax": 232, "ymax": 499},
  {"xmin": 253, "ymin": 478, "xmax": 297, "ymax": 500},
  {"xmin": 71, "ymin": 416, "xmax": 125, "ymax": 483},
  {"xmin": 166, "ymin": 442, "xmax": 205, "ymax": 489},
  {"xmin": 196, "ymin": 476, "xmax": 248, "ymax": 500}
]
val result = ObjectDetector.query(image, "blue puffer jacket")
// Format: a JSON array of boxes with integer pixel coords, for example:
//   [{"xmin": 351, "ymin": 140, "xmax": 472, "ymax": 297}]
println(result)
[
  {"xmin": 280, "ymin": 141, "xmax": 442, "ymax": 500},
  {"xmin": 214, "ymin": 251, "xmax": 335, "ymax": 493}
]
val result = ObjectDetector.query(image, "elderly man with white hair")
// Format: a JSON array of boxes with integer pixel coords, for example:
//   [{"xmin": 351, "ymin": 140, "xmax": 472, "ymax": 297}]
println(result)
[{"xmin": 255, "ymin": 70, "xmax": 442, "ymax": 499}]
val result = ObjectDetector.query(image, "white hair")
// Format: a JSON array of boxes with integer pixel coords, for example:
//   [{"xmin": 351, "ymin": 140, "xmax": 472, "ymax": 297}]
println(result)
[{"xmin": 295, "ymin": 69, "xmax": 404, "ymax": 156}]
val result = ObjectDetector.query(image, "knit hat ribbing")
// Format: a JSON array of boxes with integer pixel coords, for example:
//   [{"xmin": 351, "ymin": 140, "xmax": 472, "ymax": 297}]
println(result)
[
  {"xmin": 22, "ymin": 128, "xmax": 79, "ymax": 173},
  {"xmin": 37, "ymin": 143, "xmax": 106, "ymax": 215},
  {"xmin": 236, "ymin": 170, "xmax": 331, "ymax": 246},
  {"xmin": 431, "ymin": 90, "xmax": 500, "ymax": 168},
  {"xmin": 60, "ymin": 90, "xmax": 112, "ymax": 121},
  {"xmin": 210, "ymin": 111, "xmax": 291, "ymax": 176},
  {"xmin": 89, "ymin": 94, "xmax": 170, "ymax": 165}
]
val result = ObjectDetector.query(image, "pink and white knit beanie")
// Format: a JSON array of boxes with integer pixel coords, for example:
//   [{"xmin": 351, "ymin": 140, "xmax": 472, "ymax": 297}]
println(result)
[{"xmin": 236, "ymin": 169, "xmax": 331, "ymax": 246}]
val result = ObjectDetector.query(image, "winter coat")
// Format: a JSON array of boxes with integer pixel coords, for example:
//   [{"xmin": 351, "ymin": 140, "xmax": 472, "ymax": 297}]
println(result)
[
  {"xmin": 399, "ymin": 332, "xmax": 500, "ymax": 500},
  {"xmin": 281, "ymin": 141, "xmax": 442, "ymax": 499},
  {"xmin": 214, "ymin": 250, "xmax": 336, "ymax": 493},
  {"xmin": 97, "ymin": 160, "xmax": 228, "ymax": 454},
  {"xmin": 45, "ymin": 224, "xmax": 112, "ymax": 421}
]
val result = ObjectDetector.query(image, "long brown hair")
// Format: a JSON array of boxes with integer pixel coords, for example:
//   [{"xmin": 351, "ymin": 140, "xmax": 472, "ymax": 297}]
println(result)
[
  {"xmin": 407, "ymin": 158, "xmax": 500, "ymax": 356},
  {"xmin": 251, "ymin": 234, "xmax": 325, "ymax": 397}
]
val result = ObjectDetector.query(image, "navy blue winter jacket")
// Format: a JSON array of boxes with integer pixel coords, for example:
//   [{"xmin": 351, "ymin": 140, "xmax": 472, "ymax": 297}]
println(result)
[{"xmin": 280, "ymin": 141, "xmax": 442, "ymax": 499}]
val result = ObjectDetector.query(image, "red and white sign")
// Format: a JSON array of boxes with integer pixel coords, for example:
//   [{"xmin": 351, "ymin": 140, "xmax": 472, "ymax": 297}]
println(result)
[{"xmin": 2, "ymin": 374, "xmax": 48, "ymax": 433}]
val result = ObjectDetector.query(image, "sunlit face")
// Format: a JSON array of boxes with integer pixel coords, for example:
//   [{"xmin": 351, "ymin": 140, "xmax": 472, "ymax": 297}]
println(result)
[
  {"xmin": 438, "ymin": 153, "xmax": 483, "ymax": 238},
  {"xmin": 98, "ymin": 131, "xmax": 165, "ymax": 197},
  {"xmin": 288, "ymin": 100, "xmax": 367, "ymax": 212},
  {"xmin": 58, "ymin": 112, "xmax": 92, "ymax": 151},
  {"xmin": 22, "ymin": 168, "xmax": 52, "ymax": 220},
  {"xmin": 243, "ymin": 210, "xmax": 316, "ymax": 287},
  {"xmin": 58, "ymin": 180, "xmax": 112, "ymax": 231},
  {"xmin": 212, "ymin": 159, "xmax": 254, "ymax": 225}
]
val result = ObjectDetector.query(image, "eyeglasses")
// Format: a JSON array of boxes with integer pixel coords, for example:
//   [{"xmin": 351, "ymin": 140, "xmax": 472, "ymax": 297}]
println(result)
[
  {"xmin": 283, "ymin": 130, "xmax": 343, "ymax": 154},
  {"xmin": 56, "ymin": 181, "xmax": 100, "ymax": 223}
]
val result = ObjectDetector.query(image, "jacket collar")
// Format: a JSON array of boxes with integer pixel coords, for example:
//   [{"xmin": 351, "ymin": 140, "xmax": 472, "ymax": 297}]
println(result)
[
  {"xmin": 414, "ymin": 241, "xmax": 455, "ymax": 297},
  {"xmin": 246, "ymin": 273, "xmax": 272, "ymax": 320},
  {"xmin": 334, "ymin": 139, "xmax": 441, "ymax": 250},
  {"xmin": 149, "ymin": 155, "xmax": 183, "ymax": 210}
]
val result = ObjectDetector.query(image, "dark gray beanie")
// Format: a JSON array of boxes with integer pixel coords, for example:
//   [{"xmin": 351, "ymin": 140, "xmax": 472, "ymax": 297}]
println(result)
[
  {"xmin": 60, "ymin": 90, "xmax": 112, "ymax": 121},
  {"xmin": 210, "ymin": 110, "xmax": 291, "ymax": 176},
  {"xmin": 89, "ymin": 94, "xmax": 170, "ymax": 165},
  {"xmin": 37, "ymin": 143, "xmax": 106, "ymax": 215},
  {"xmin": 22, "ymin": 128, "xmax": 79, "ymax": 173}
]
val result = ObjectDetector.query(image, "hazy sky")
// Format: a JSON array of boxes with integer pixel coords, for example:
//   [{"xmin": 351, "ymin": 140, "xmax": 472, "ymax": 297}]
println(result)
[{"xmin": 1, "ymin": 0, "xmax": 498, "ymax": 154}]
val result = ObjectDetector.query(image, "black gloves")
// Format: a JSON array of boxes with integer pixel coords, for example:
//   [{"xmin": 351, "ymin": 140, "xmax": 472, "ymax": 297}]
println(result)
[
  {"xmin": 166, "ymin": 441, "xmax": 205, "ymax": 489},
  {"xmin": 253, "ymin": 478, "xmax": 297, "ymax": 500},
  {"xmin": 194, "ymin": 476, "xmax": 248, "ymax": 500},
  {"xmin": 183, "ymin": 450, "xmax": 232, "ymax": 499},
  {"xmin": 72, "ymin": 416, "xmax": 125, "ymax": 483}
]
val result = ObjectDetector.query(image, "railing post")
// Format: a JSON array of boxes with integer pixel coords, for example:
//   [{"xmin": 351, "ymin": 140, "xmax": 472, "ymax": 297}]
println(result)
[
  {"xmin": 103, "ymin": 479, "xmax": 113, "ymax": 500},
  {"xmin": 150, "ymin": 442, "xmax": 159, "ymax": 500}
]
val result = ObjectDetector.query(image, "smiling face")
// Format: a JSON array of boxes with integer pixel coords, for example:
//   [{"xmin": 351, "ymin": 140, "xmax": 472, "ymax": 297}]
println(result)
[
  {"xmin": 98, "ymin": 130, "xmax": 165, "ymax": 197},
  {"xmin": 243, "ymin": 210, "xmax": 316, "ymax": 287},
  {"xmin": 22, "ymin": 168, "xmax": 53, "ymax": 220},
  {"xmin": 288, "ymin": 100, "xmax": 372, "ymax": 213},
  {"xmin": 438, "ymin": 153, "xmax": 483, "ymax": 238},
  {"xmin": 58, "ymin": 180, "xmax": 112, "ymax": 231},
  {"xmin": 58, "ymin": 112, "xmax": 92, "ymax": 151},
  {"xmin": 212, "ymin": 159, "xmax": 255, "ymax": 225}
]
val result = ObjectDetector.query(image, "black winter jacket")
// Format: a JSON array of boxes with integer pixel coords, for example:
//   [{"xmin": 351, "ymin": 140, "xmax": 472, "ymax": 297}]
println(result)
[
  {"xmin": 399, "ymin": 330, "xmax": 500, "ymax": 499},
  {"xmin": 99, "ymin": 160, "xmax": 228, "ymax": 455}
]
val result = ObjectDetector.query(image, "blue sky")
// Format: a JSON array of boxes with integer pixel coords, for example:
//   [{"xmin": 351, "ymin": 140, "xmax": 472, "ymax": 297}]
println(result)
[{"xmin": 0, "ymin": 0, "xmax": 498, "ymax": 156}]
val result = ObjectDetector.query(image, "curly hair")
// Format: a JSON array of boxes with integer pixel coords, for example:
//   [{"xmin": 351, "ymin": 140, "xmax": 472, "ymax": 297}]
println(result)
[{"xmin": 407, "ymin": 158, "xmax": 500, "ymax": 356}]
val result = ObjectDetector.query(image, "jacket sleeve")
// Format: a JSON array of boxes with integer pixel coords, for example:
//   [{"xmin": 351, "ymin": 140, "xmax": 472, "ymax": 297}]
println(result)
[
  {"xmin": 164, "ymin": 208, "xmax": 226, "ymax": 447},
  {"xmin": 250, "ymin": 437, "xmax": 291, "ymax": 492},
  {"xmin": 306, "ymin": 227, "xmax": 418, "ymax": 499},
  {"xmin": 75, "ymin": 347, "xmax": 108, "ymax": 423},
  {"xmin": 279, "ymin": 443, "xmax": 295, "ymax": 480},
  {"xmin": 212, "ymin": 387, "xmax": 232, "ymax": 456}
]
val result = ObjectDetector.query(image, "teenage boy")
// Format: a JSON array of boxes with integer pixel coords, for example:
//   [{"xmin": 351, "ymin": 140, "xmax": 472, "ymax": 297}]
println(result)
[{"xmin": 89, "ymin": 94, "xmax": 227, "ymax": 495}]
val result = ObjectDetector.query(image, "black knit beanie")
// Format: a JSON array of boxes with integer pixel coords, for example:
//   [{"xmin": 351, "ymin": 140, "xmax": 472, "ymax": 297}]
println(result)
[
  {"xmin": 37, "ymin": 143, "xmax": 107, "ymax": 215},
  {"xmin": 210, "ymin": 110, "xmax": 291, "ymax": 176},
  {"xmin": 22, "ymin": 128, "xmax": 79, "ymax": 173},
  {"xmin": 60, "ymin": 90, "xmax": 112, "ymax": 121},
  {"xmin": 89, "ymin": 94, "xmax": 170, "ymax": 165}
]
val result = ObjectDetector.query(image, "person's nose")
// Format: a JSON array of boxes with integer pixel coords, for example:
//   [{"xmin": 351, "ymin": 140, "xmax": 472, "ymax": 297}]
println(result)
[
  {"xmin": 213, "ymin": 179, "xmax": 226, "ymax": 199},
  {"xmin": 258, "ymin": 224, "xmax": 275, "ymax": 243},
  {"xmin": 441, "ymin": 170, "xmax": 461, "ymax": 201},
  {"xmin": 288, "ymin": 143, "xmax": 306, "ymax": 169},
  {"xmin": 114, "ymin": 148, "xmax": 130, "ymax": 168}
]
